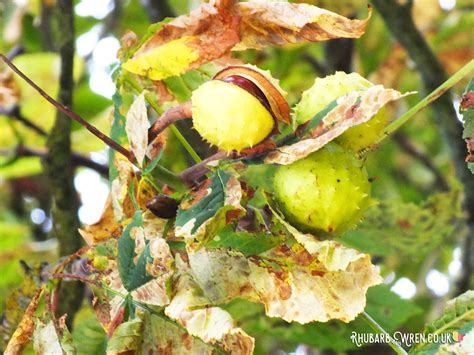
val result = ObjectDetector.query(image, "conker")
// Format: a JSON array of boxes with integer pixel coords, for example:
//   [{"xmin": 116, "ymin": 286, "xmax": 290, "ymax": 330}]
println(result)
[
  {"xmin": 273, "ymin": 143, "xmax": 371, "ymax": 236},
  {"xmin": 191, "ymin": 65, "xmax": 289, "ymax": 152}
]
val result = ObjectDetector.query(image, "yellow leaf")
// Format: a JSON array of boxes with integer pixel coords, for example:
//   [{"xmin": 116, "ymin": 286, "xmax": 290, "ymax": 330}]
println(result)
[
  {"xmin": 165, "ymin": 257, "xmax": 255, "ymax": 354},
  {"xmin": 123, "ymin": 37, "xmax": 200, "ymax": 80},
  {"xmin": 187, "ymin": 246, "xmax": 382, "ymax": 324}
]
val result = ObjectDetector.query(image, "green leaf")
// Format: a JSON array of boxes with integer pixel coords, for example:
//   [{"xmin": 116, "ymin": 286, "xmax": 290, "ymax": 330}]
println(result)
[
  {"xmin": 107, "ymin": 318, "xmax": 143, "ymax": 353},
  {"xmin": 72, "ymin": 315, "xmax": 106, "ymax": 355},
  {"xmin": 142, "ymin": 149, "xmax": 164, "ymax": 175},
  {"xmin": 460, "ymin": 77, "xmax": 474, "ymax": 174},
  {"xmin": 175, "ymin": 170, "xmax": 243, "ymax": 246},
  {"xmin": 410, "ymin": 290, "xmax": 474, "ymax": 354},
  {"xmin": 109, "ymin": 88, "xmax": 129, "ymax": 183},
  {"xmin": 117, "ymin": 211, "xmax": 153, "ymax": 291},
  {"xmin": 206, "ymin": 225, "xmax": 281, "ymax": 256},
  {"xmin": 341, "ymin": 191, "xmax": 464, "ymax": 259},
  {"xmin": 176, "ymin": 171, "xmax": 231, "ymax": 234},
  {"xmin": 163, "ymin": 64, "xmax": 218, "ymax": 102}
]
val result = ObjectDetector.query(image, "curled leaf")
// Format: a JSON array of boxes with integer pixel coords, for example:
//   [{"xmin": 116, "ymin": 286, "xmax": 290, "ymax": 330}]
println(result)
[
  {"xmin": 125, "ymin": 93, "xmax": 149, "ymax": 166},
  {"xmin": 265, "ymin": 86, "xmax": 413, "ymax": 165},
  {"xmin": 235, "ymin": 2, "xmax": 372, "ymax": 50},
  {"xmin": 122, "ymin": 2, "xmax": 240, "ymax": 80}
]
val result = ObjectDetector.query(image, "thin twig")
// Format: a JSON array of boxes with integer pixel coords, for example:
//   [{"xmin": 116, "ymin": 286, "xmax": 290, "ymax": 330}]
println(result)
[
  {"xmin": 392, "ymin": 132, "xmax": 449, "ymax": 191},
  {"xmin": 360, "ymin": 311, "xmax": 407, "ymax": 355},
  {"xmin": 378, "ymin": 60, "xmax": 474, "ymax": 140},
  {"xmin": 0, "ymin": 53, "xmax": 135, "ymax": 164},
  {"xmin": 0, "ymin": 146, "xmax": 109, "ymax": 177},
  {"xmin": 51, "ymin": 273, "xmax": 100, "ymax": 285},
  {"xmin": 0, "ymin": 106, "xmax": 48, "ymax": 136},
  {"xmin": 7, "ymin": 45, "xmax": 24, "ymax": 60},
  {"xmin": 179, "ymin": 151, "xmax": 228, "ymax": 185}
]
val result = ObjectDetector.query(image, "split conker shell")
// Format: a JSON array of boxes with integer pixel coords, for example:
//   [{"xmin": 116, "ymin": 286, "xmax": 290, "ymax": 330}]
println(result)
[
  {"xmin": 191, "ymin": 80, "xmax": 275, "ymax": 152},
  {"xmin": 273, "ymin": 143, "xmax": 371, "ymax": 236}
]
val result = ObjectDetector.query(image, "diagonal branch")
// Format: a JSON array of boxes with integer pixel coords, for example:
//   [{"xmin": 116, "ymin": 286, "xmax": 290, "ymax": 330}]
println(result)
[
  {"xmin": 392, "ymin": 132, "xmax": 449, "ymax": 191},
  {"xmin": 0, "ymin": 106, "xmax": 48, "ymax": 136},
  {"xmin": 0, "ymin": 53, "xmax": 135, "ymax": 164}
]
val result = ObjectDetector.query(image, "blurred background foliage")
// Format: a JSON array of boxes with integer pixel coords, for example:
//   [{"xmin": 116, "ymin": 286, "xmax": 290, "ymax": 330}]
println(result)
[{"xmin": 0, "ymin": 0, "xmax": 472, "ymax": 353}]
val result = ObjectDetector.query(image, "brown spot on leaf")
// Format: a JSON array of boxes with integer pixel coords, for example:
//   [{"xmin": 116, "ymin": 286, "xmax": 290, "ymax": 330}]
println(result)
[
  {"xmin": 311, "ymin": 270, "xmax": 325, "ymax": 277},
  {"xmin": 460, "ymin": 92, "xmax": 474, "ymax": 111},
  {"xmin": 397, "ymin": 219, "xmax": 412, "ymax": 229}
]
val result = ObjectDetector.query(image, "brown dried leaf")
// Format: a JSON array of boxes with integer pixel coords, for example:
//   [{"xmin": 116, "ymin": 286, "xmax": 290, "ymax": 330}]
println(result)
[
  {"xmin": 235, "ymin": 2, "xmax": 372, "ymax": 50},
  {"xmin": 4, "ymin": 288, "xmax": 43, "ymax": 355},
  {"xmin": 0, "ymin": 70, "xmax": 21, "ymax": 108},
  {"xmin": 123, "ymin": 1, "xmax": 371, "ymax": 80},
  {"xmin": 32, "ymin": 320, "xmax": 64, "ymax": 354},
  {"xmin": 265, "ymin": 86, "xmax": 414, "ymax": 165},
  {"xmin": 80, "ymin": 195, "xmax": 120, "ymax": 245},
  {"xmin": 110, "ymin": 158, "xmax": 137, "ymax": 220},
  {"xmin": 122, "ymin": 1, "xmax": 240, "ymax": 80}
]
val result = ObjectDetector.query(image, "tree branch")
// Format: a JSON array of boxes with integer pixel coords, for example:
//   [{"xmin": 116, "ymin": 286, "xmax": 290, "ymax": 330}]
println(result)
[
  {"xmin": 0, "ymin": 106, "xmax": 47, "ymax": 137},
  {"xmin": 324, "ymin": 37, "xmax": 354, "ymax": 74},
  {"xmin": 43, "ymin": 0, "xmax": 83, "ymax": 328},
  {"xmin": 140, "ymin": 0, "xmax": 175, "ymax": 23},
  {"xmin": 372, "ymin": 0, "xmax": 474, "ymax": 293},
  {"xmin": 392, "ymin": 132, "xmax": 449, "ymax": 191},
  {"xmin": 179, "ymin": 151, "xmax": 228, "ymax": 185},
  {"xmin": 0, "ymin": 54, "xmax": 135, "ymax": 164},
  {"xmin": 0, "ymin": 146, "xmax": 109, "ymax": 177}
]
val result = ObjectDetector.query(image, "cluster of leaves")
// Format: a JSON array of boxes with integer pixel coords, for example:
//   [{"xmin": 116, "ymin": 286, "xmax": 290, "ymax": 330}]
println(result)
[{"xmin": 0, "ymin": 0, "xmax": 472, "ymax": 354}]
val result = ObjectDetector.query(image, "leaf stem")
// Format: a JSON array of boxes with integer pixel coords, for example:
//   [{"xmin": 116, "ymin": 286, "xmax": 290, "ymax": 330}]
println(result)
[
  {"xmin": 360, "ymin": 311, "xmax": 407, "ymax": 355},
  {"xmin": 377, "ymin": 59, "xmax": 474, "ymax": 143},
  {"xmin": 0, "ymin": 53, "xmax": 135, "ymax": 164}
]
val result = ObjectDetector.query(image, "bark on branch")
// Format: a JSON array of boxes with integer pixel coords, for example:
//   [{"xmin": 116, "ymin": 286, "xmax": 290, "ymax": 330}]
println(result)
[{"xmin": 43, "ymin": 0, "xmax": 83, "ymax": 327}]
